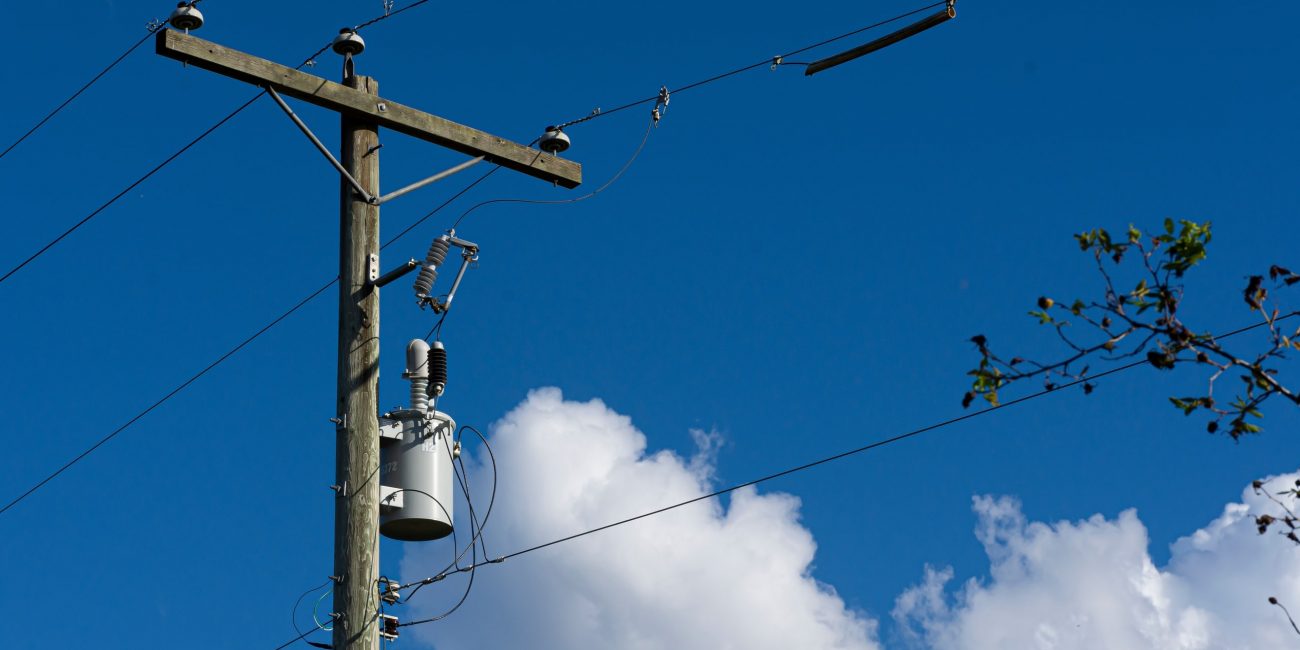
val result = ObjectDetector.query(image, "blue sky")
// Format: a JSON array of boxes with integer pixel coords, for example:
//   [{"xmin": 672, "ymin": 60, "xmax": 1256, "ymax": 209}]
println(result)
[{"xmin": 1, "ymin": 1, "xmax": 1298, "ymax": 648}]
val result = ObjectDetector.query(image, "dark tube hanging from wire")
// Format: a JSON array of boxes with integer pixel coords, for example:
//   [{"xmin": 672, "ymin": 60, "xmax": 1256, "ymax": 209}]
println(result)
[{"xmin": 804, "ymin": 2, "xmax": 956, "ymax": 76}]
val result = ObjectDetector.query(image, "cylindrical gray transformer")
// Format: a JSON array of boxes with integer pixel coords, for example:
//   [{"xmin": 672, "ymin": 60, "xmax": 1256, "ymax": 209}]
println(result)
[{"xmin": 379, "ymin": 412, "xmax": 456, "ymax": 541}]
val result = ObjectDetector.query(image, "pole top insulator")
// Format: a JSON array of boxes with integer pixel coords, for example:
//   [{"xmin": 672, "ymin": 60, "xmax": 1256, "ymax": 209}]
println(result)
[
  {"xmin": 332, "ymin": 28, "xmax": 366, "ymax": 56},
  {"xmin": 168, "ymin": 2, "xmax": 204, "ymax": 31},
  {"xmin": 538, "ymin": 126, "xmax": 571, "ymax": 155}
]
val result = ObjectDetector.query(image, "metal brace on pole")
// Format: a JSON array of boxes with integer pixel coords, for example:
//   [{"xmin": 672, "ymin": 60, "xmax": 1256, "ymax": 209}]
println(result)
[
  {"xmin": 265, "ymin": 86, "xmax": 374, "ymax": 203},
  {"xmin": 374, "ymin": 156, "xmax": 485, "ymax": 205}
]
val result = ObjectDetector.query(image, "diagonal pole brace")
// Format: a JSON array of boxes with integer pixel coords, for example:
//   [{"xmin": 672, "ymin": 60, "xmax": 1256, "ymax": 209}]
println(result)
[
  {"xmin": 374, "ymin": 156, "xmax": 485, "ymax": 205},
  {"xmin": 265, "ymin": 86, "xmax": 375, "ymax": 204}
]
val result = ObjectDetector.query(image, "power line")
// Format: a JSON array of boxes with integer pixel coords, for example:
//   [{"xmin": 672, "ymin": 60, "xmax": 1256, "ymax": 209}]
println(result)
[
  {"xmin": 271, "ymin": 618, "xmax": 332, "ymax": 650},
  {"xmin": 451, "ymin": 116, "xmax": 656, "ymax": 232},
  {"xmin": 0, "ymin": 106, "xmax": 656, "ymax": 516},
  {"xmin": 0, "ymin": 91, "xmax": 264, "ymax": 287},
  {"xmin": 274, "ymin": 425, "xmax": 496, "ymax": 646},
  {"xmin": 393, "ymin": 312, "xmax": 1299, "ymax": 610},
  {"xmin": 0, "ymin": 23, "xmax": 163, "ymax": 162},
  {"xmin": 0, "ymin": 277, "xmax": 336, "ymax": 517},
  {"xmin": 0, "ymin": 168, "xmax": 480, "ymax": 515},
  {"xmin": 0, "ymin": 0, "xmax": 433, "ymax": 288},
  {"xmin": 553, "ymin": 0, "xmax": 949, "ymax": 129},
  {"xmin": 0, "ymin": 0, "xmax": 935, "ymax": 517}
]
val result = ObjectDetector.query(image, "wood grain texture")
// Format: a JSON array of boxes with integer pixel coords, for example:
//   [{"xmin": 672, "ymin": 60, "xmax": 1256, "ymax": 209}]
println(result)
[
  {"xmin": 334, "ymin": 75, "xmax": 381, "ymax": 650},
  {"xmin": 157, "ymin": 30, "xmax": 582, "ymax": 188}
]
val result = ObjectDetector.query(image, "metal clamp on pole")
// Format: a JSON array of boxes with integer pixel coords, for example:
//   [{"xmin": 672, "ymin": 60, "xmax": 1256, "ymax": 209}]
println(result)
[{"xmin": 372, "ymin": 258, "xmax": 421, "ymax": 288}]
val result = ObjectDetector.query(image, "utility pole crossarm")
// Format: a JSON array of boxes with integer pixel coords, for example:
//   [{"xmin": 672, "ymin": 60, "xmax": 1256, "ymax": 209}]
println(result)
[{"xmin": 156, "ymin": 30, "xmax": 582, "ymax": 188}]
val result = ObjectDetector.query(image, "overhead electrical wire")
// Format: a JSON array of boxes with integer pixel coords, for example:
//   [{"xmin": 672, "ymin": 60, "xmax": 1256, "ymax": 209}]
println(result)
[
  {"xmin": 1, "ymin": 0, "xmax": 943, "ymax": 289},
  {"xmin": 0, "ymin": 23, "xmax": 164, "ymax": 162},
  {"xmin": 392, "ymin": 312, "xmax": 1300, "ymax": 620},
  {"xmin": 271, "ymin": 621, "xmax": 331, "ymax": 650},
  {"xmin": 0, "ymin": 91, "xmax": 265, "ymax": 287},
  {"xmin": 1, "ymin": 0, "xmax": 945, "ymax": 520},
  {"xmin": 419, "ymin": 119, "xmax": 655, "ymax": 346},
  {"xmin": 393, "ymin": 428, "xmax": 495, "ymax": 629},
  {"xmin": 275, "ymin": 425, "xmax": 496, "ymax": 647},
  {"xmin": 0, "ymin": 277, "xmax": 337, "ymax": 517},
  {"xmin": 0, "ymin": 108, "xmax": 652, "ymax": 516},
  {"xmin": 0, "ymin": 0, "xmax": 431, "ymax": 288},
  {"xmin": 551, "ymin": 0, "xmax": 950, "ymax": 130},
  {"xmin": 0, "ymin": 0, "xmax": 452, "ymax": 514},
  {"xmin": 450, "ymin": 117, "xmax": 656, "ymax": 231}
]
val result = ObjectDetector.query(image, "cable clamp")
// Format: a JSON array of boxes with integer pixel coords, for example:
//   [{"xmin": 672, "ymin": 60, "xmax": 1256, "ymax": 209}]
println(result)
[
  {"xmin": 771, "ymin": 55, "xmax": 783, "ymax": 70},
  {"xmin": 653, "ymin": 85, "xmax": 670, "ymax": 126}
]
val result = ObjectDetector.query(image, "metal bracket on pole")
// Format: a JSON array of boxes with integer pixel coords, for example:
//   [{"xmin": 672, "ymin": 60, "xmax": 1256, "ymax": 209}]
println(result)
[
  {"xmin": 265, "ymin": 86, "xmax": 375, "ymax": 204},
  {"xmin": 374, "ymin": 156, "xmax": 485, "ymax": 205},
  {"xmin": 372, "ymin": 258, "xmax": 420, "ymax": 288}
]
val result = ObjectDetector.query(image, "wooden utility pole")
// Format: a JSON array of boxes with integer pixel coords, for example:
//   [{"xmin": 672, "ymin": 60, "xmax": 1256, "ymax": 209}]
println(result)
[
  {"xmin": 156, "ymin": 28, "xmax": 581, "ymax": 650},
  {"xmin": 334, "ymin": 73, "xmax": 382, "ymax": 650}
]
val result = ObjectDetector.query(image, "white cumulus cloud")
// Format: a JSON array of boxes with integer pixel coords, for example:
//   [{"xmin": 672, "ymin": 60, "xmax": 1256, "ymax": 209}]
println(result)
[
  {"xmin": 893, "ymin": 471, "xmax": 1300, "ymax": 650},
  {"xmin": 400, "ymin": 387, "xmax": 879, "ymax": 650}
]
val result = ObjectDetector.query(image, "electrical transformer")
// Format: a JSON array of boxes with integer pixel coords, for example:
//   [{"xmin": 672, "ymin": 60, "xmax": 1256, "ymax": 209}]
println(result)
[{"xmin": 379, "ymin": 339, "xmax": 457, "ymax": 542}]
